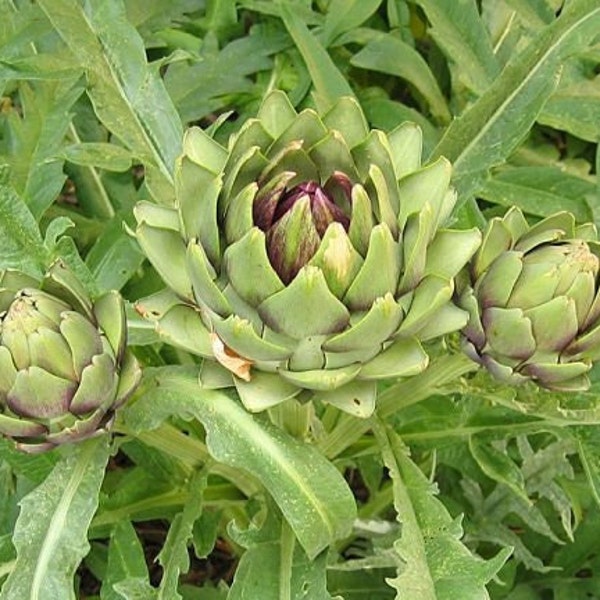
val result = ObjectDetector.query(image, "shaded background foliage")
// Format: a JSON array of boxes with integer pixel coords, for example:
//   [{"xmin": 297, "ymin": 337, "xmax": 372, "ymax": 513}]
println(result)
[{"xmin": 1, "ymin": 0, "xmax": 600, "ymax": 598}]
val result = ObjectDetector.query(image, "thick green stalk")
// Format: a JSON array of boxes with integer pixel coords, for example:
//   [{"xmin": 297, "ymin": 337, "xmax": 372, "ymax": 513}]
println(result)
[
  {"xmin": 268, "ymin": 395, "xmax": 313, "ymax": 439},
  {"xmin": 317, "ymin": 353, "xmax": 477, "ymax": 459},
  {"xmin": 120, "ymin": 422, "xmax": 208, "ymax": 468},
  {"xmin": 115, "ymin": 421, "xmax": 260, "ymax": 496},
  {"xmin": 357, "ymin": 482, "xmax": 394, "ymax": 519},
  {"xmin": 90, "ymin": 485, "xmax": 246, "ymax": 532}
]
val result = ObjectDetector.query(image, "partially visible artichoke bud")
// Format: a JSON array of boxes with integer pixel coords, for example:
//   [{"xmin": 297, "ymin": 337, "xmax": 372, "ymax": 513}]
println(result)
[
  {"xmin": 0, "ymin": 261, "xmax": 141, "ymax": 453},
  {"xmin": 134, "ymin": 91, "xmax": 481, "ymax": 416},
  {"xmin": 457, "ymin": 207, "xmax": 600, "ymax": 391}
]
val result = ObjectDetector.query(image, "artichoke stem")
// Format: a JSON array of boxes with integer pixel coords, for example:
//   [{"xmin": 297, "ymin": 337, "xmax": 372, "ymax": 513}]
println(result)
[
  {"xmin": 268, "ymin": 393, "xmax": 314, "ymax": 439},
  {"xmin": 318, "ymin": 353, "xmax": 477, "ymax": 458},
  {"xmin": 116, "ymin": 421, "xmax": 208, "ymax": 468},
  {"xmin": 320, "ymin": 402, "xmax": 343, "ymax": 432},
  {"xmin": 115, "ymin": 421, "xmax": 259, "ymax": 496}
]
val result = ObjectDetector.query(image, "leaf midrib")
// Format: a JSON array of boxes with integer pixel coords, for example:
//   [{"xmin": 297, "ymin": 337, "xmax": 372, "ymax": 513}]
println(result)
[{"xmin": 450, "ymin": 6, "xmax": 600, "ymax": 173}]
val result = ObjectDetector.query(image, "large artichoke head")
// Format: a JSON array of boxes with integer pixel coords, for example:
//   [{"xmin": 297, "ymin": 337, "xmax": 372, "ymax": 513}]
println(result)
[
  {"xmin": 0, "ymin": 261, "xmax": 141, "ymax": 453},
  {"xmin": 458, "ymin": 207, "xmax": 600, "ymax": 391},
  {"xmin": 134, "ymin": 91, "xmax": 481, "ymax": 416}
]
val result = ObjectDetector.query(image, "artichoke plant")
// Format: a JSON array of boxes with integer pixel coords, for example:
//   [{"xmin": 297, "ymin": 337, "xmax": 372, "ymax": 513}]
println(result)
[
  {"xmin": 134, "ymin": 91, "xmax": 481, "ymax": 416},
  {"xmin": 458, "ymin": 207, "xmax": 600, "ymax": 391},
  {"xmin": 0, "ymin": 260, "xmax": 141, "ymax": 453}
]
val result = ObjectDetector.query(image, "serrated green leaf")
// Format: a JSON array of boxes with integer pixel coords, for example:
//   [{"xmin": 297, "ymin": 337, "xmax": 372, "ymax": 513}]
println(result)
[
  {"xmin": 327, "ymin": 568, "xmax": 395, "ymax": 600},
  {"xmin": 123, "ymin": 0, "xmax": 198, "ymax": 44},
  {"xmin": 228, "ymin": 504, "xmax": 338, "ymax": 600},
  {"xmin": 0, "ymin": 438, "xmax": 59, "ymax": 486},
  {"xmin": 538, "ymin": 59, "xmax": 600, "ymax": 142},
  {"xmin": 192, "ymin": 510, "xmax": 220, "ymax": 559},
  {"xmin": 374, "ymin": 424, "xmax": 510, "ymax": 600},
  {"xmin": 0, "ymin": 531, "xmax": 16, "ymax": 573},
  {"xmin": 462, "ymin": 461, "xmax": 567, "ymax": 572},
  {"xmin": 351, "ymin": 34, "xmax": 450, "ymax": 123},
  {"xmin": 101, "ymin": 521, "xmax": 151, "ymax": 600},
  {"xmin": 489, "ymin": 483, "xmax": 564, "ymax": 546},
  {"xmin": 0, "ymin": 464, "xmax": 16, "ymax": 538},
  {"xmin": 469, "ymin": 435, "xmax": 529, "ymax": 503},
  {"xmin": 551, "ymin": 506, "xmax": 600, "ymax": 591},
  {"xmin": 93, "ymin": 464, "xmax": 179, "ymax": 531},
  {"xmin": 466, "ymin": 516, "xmax": 552, "ymax": 573},
  {"xmin": 280, "ymin": 2, "xmax": 355, "ymax": 110},
  {"xmin": 236, "ymin": 0, "xmax": 323, "ymax": 24},
  {"xmin": 0, "ymin": 52, "xmax": 81, "ymax": 81},
  {"xmin": 432, "ymin": 1, "xmax": 600, "ymax": 207},
  {"xmin": 479, "ymin": 166, "xmax": 595, "ymax": 221},
  {"xmin": 85, "ymin": 218, "xmax": 145, "ymax": 292},
  {"xmin": 0, "ymin": 436, "xmax": 110, "ymax": 600},
  {"xmin": 122, "ymin": 367, "xmax": 357, "ymax": 559},
  {"xmin": 320, "ymin": 0, "xmax": 382, "ymax": 45},
  {"xmin": 92, "ymin": 490, "xmax": 184, "ymax": 538},
  {"xmin": 0, "ymin": 2, "xmax": 53, "ymax": 61},
  {"xmin": 0, "ymin": 184, "xmax": 47, "ymax": 273},
  {"xmin": 52, "ymin": 234, "xmax": 99, "ymax": 295},
  {"xmin": 120, "ymin": 438, "xmax": 189, "ymax": 486},
  {"xmin": 113, "ymin": 577, "xmax": 158, "ymax": 600},
  {"xmin": 43, "ymin": 217, "xmax": 74, "ymax": 251},
  {"xmin": 165, "ymin": 27, "xmax": 287, "ymax": 123},
  {"xmin": 2, "ymin": 79, "xmax": 84, "ymax": 219},
  {"xmin": 573, "ymin": 426, "xmax": 600, "ymax": 510},
  {"xmin": 37, "ymin": 0, "xmax": 182, "ymax": 203},
  {"xmin": 61, "ymin": 142, "xmax": 133, "ymax": 172},
  {"xmin": 156, "ymin": 471, "xmax": 207, "ymax": 600},
  {"xmin": 505, "ymin": 0, "xmax": 555, "ymax": 29},
  {"xmin": 64, "ymin": 101, "xmax": 127, "ymax": 219},
  {"xmin": 204, "ymin": 0, "xmax": 238, "ymax": 35},
  {"xmin": 412, "ymin": 0, "xmax": 499, "ymax": 95},
  {"xmin": 518, "ymin": 436, "xmax": 575, "ymax": 541}
]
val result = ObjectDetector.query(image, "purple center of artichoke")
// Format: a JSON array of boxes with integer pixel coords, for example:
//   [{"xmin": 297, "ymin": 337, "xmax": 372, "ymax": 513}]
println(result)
[
  {"xmin": 253, "ymin": 178, "xmax": 351, "ymax": 284},
  {"xmin": 269, "ymin": 181, "xmax": 350, "ymax": 235}
]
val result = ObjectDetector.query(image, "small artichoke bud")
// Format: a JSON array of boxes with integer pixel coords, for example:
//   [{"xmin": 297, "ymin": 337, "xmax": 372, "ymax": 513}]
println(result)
[
  {"xmin": 459, "ymin": 207, "xmax": 600, "ymax": 391},
  {"xmin": 0, "ymin": 261, "xmax": 141, "ymax": 453}
]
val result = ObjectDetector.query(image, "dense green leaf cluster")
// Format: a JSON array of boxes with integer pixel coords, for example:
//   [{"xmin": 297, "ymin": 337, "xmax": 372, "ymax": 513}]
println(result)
[{"xmin": 1, "ymin": 0, "xmax": 600, "ymax": 598}]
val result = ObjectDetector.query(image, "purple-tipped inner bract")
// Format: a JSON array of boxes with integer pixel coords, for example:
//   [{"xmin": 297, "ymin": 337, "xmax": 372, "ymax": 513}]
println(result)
[
  {"xmin": 253, "ymin": 177, "xmax": 353, "ymax": 283},
  {"xmin": 271, "ymin": 181, "xmax": 350, "ymax": 235}
]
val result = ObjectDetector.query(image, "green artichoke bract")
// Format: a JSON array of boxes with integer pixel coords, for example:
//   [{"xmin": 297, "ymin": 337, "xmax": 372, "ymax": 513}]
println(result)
[
  {"xmin": 458, "ymin": 207, "xmax": 600, "ymax": 391},
  {"xmin": 0, "ymin": 261, "xmax": 141, "ymax": 453},
  {"xmin": 134, "ymin": 91, "xmax": 481, "ymax": 416}
]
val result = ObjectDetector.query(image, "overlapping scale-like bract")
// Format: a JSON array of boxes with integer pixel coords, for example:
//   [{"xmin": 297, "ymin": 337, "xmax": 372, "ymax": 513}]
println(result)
[
  {"xmin": 458, "ymin": 207, "xmax": 600, "ymax": 391},
  {"xmin": 0, "ymin": 261, "xmax": 141, "ymax": 452},
  {"xmin": 134, "ymin": 91, "xmax": 481, "ymax": 416}
]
